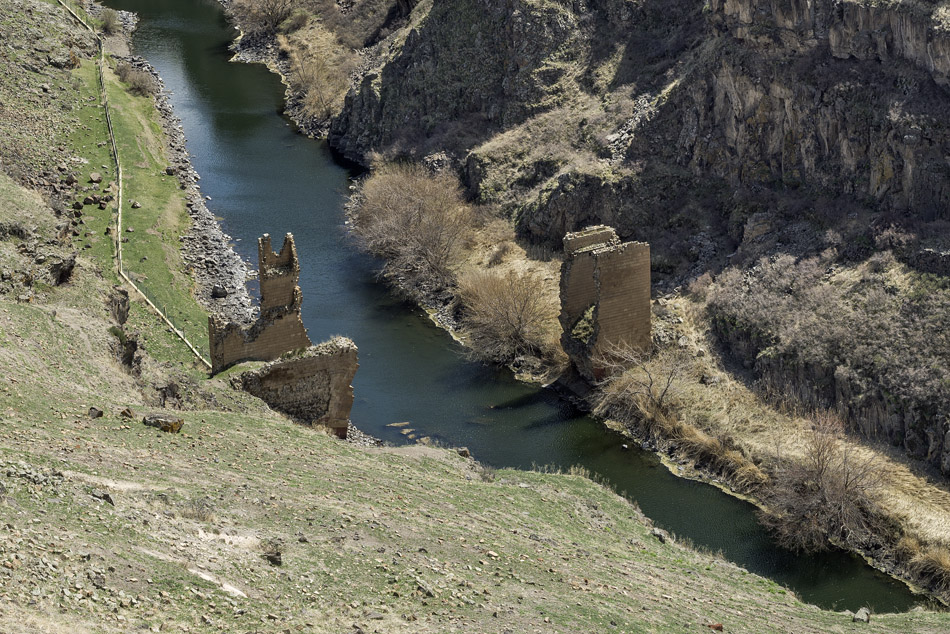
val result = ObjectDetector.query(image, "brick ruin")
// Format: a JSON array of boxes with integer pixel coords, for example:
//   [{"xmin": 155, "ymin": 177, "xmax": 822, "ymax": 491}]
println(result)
[
  {"xmin": 208, "ymin": 233, "xmax": 358, "ymax": 438},
  {"xmin": 239, "ymin": 337, "xmax": 357, "ymax": 439},
  {"xmin": 208, "ymin": 233, "xmax": 312, "ymax": 373},
  {"xmin": 559, "ymin": 225, "xmax": 651, "ymax": 383}
]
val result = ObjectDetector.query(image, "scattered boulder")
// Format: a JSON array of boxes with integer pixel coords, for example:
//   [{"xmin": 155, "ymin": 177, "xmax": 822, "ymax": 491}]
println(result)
[
  {"xmin": 456, "ymin": 447, "xmax": 471, "ymax": 458},
  {"xmin": 72, "ymin": 200, "xmax": 83, "ymax": 210},
  {"xmin": 48, "ymin": 254, "xmax": 76, "ymax": 285},
  {"xmin": 88, "ymin": 406, "xmax": 104, "ymax": 419},
  {"xmin": 89, "ymin": 172, "xmax": 102, "ymax": 184},
  {"xmin": 119, "ymin": 407, "xmax": 134, "ymax": 419},
  {"xmin": 853, "ymin": 607, "xmax": 871, "ymax": 623},
  {"xmin": 130, "ymin": 200, "xmax": 142, "ymax": 209},
  {"xmin": 211, "ymin": 284, "xmax": 228, "ymax": 298},
  {"xmin": 651, "ymin": 527, "xmax": 672, "ymax": 544},
  {"xmin": 91, "ymin": 489, "xmax": 115, "ymax": 506},
  {"xmin": 142, "ymin": 413, "xmax": 184, "ymax": 433},
  {"xmin": 165, "ymin": 166, "xmax": 177, "ymax": 176}
]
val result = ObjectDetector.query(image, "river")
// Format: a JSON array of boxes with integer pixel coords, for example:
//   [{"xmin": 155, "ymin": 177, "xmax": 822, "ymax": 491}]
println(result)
[{"xmin": 103, "ymin": 0, "xmax": 921, "ymax": 612}]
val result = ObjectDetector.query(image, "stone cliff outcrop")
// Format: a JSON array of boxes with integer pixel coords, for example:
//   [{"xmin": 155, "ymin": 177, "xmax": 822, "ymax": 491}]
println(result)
[
  {"xmin": 328, "ymin": 0, "xmax": 950, "ymax": 474},
  {"xmin": 333, "ymin": 0, "xmax": 950, "ymax": 233}
]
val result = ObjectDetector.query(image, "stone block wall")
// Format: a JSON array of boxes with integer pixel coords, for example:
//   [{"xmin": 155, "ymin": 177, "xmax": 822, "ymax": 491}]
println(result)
[
  {"xmin": 239, "ymin": 338, "xmax": 358, "ymax": 439},
  {"xmin": 209, "ymin": 233, "xmax": 312, "ymax": 374},
  {"xmin": 258, "ymin": 233, "xmax": 301, "ymax": 313},
  {"xmin": 560, "ymin": 225, "xmax": 651, "ymax": 383}
]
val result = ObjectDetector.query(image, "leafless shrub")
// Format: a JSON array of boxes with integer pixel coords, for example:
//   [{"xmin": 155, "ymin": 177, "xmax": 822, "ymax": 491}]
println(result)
[
  {"xmin": 686, "ymin": 271, "xmax": 713, "ymax": 299},
  {"xmin": 115, "ymin": 62, "xmax": 155, "ymax": 97},
  {"xmin": 594, "ymin": 344, "xmax": 689, "ymax": 420},
  {"xmin": 233, "ymin": 0, "xmax": 295, "ymax": 34},
  {"xmin": 349, "ymin": 163, "xmax": 474, "ymax": 292},
  {"xmin": 280, "ymin": 8, "xmax": 310, "ymax": 33},
  {"xmin": 758, "ymin": 412, "xmax": 884, "ymax": 552},
  {"xmin": 100, "ymin": 8, "xmax": 120, "ymax": 35},
  {"xmin": 457, "ymin": 269, "xmax": 558, "ymax": 363},
  {"xmin": 487, "ymin": 242, "xmax": 513, "ymax": 267},
  {"xmin": 180, "ymin": 497, "xmax": 216, "ymax": 523}
]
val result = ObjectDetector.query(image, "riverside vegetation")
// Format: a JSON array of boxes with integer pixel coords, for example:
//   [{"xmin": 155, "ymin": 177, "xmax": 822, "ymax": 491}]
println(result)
[
  {"xmin": 1, "ymin": 0, "xmax": 948, "ymax": 632},
  {"xmin": 224, "ymin": 0, "xmax": 950, "ymax": 606}
]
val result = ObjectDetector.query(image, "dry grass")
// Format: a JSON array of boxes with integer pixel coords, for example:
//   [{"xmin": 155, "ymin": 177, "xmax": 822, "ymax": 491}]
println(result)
[
  {"xmin": 641, "ymin": 293, "xmax": 950, "ymax": 599},
  {"xmin": 279, "ymin": 24, "xmax": 355, "ymax": 122},
  {"xmin": 593, "ymin": 343, "xmax": 768, "ymax": 493}
]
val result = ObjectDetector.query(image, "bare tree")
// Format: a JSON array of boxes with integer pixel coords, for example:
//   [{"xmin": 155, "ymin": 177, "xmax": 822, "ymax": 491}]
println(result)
[
  {"xmin": 592, "ymin": 344, "xmax": 688, "ymax": 421},
  {"xmin": 233, "ymin": 0, "xmax": 296, "ymax": 34}
]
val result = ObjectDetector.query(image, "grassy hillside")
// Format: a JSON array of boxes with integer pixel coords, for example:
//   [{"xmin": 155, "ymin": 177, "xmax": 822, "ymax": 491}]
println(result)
[{"xmin": 1, "ymin": 0, "xmax": 950, "ymax": 632}]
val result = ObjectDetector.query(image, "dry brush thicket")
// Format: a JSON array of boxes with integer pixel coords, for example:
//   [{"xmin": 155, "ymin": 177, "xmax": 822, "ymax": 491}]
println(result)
[
  {"xmin": 349, "ymin": 163, "xmax": 474, "ymax": 292},
  {"xmin": 349, "ymin": 163, "xmax": 563, "ymax": 367},
  {"xmin": 708, "ymin": 250, "xmax": 950, "ymax": 469},
  {"xmin": 593, "ymin": 343, "xmax": 768, "ymax": 493},
  {"xmin": 757, "ymin": 412, "xmax": 886, "ymax": 553},
  {"xmin": 457, "ymin": 269, "xmax": 559, "ymax": 364},
  {"xmin": 115, "ymin": 62, "xmax": 155, "ymax": 97}
]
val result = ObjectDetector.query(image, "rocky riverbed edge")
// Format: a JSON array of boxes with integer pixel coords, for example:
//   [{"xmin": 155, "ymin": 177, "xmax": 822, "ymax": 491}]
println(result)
[{"xmin": 88, "ymin": 3, "xmax": 253, "ymax": 324}]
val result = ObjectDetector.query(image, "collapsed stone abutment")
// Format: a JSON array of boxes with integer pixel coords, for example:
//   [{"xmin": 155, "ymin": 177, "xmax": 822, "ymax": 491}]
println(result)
[
  {"xmin": 239, "ymin": 337, "xmax": 358, "ymax": 439},
  {"xmin": 559, "ymin": 225, "xmax": 651, "ymax": 383},
  {"xmin": 208, "ymin": 233, "xmax": 358, "ymax": 438}
]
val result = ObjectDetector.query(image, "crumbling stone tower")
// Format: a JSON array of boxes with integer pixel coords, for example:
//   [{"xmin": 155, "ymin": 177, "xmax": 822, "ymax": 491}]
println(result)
[
  {"xmin": 559, "ymin": 225, "xmax": 651, "ymax": 383},
  {"xmin": 208, "ymin": 233, "xmax": 312, "ymax": 374}
]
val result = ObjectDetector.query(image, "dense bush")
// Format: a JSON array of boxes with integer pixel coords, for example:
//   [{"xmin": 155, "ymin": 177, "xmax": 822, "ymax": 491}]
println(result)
[
  {"xmin": 758, "ymin": 413, "xmax": 884, "ymax": 552},
  {"xmin": 100, "ymin": 8, "xmax": 120, "ymax": 35},
  {"xmin": 232, "ymin": 0, "xmax": 295, "ymax": 34},
  {"xmin": 349, "ymin": 163, "xmax": 474, "ymax": 292},
  {"xmin": 115, "ymin": 62, "xmax": 155, "ymax": 97},
  {"xmin": 457, "ymin": 269, "xmax": 557, "ymax": 363}
]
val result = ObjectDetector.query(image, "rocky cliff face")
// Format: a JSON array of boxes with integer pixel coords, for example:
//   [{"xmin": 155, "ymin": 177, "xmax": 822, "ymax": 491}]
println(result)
[
  {"xmin": 329, "ymin": 0, "xmax": 595, "ymax": 163},
  {"xmin": 685, "ymin": 0, "xmax": 950, "ymax": 218},
  {"xmin": 333, "ymin": 0, "xmax": 950, "ymax": 236}
]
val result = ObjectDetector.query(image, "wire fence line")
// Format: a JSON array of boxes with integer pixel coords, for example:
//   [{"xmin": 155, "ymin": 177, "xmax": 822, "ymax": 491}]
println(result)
[{"xmin": 56, "ymin": 0, "xmax": 211, "ymax": 370}]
